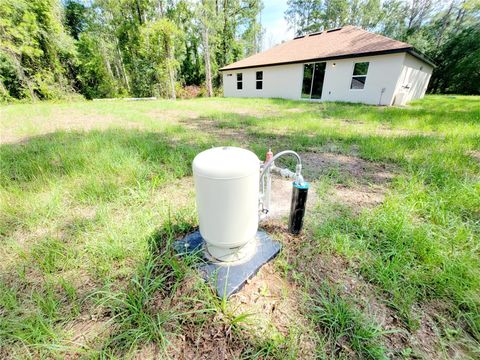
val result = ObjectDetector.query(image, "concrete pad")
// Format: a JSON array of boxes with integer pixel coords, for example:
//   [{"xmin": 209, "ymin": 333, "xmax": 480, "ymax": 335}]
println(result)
[{"xmin": 174, "ymin": 230, "xmax": 281, "ymax": 298}]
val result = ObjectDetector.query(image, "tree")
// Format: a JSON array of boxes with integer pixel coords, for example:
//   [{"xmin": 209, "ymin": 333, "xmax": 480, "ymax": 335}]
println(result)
[
  {"xmin": 198, "ymin": 0, "xmax": 218, "ymax": 97},
  {"xmin": 142, "ymin": 19, "xmax": 181, "ymax": 99},
  {"xmin": 64, "ymin": 0, "xmax": 88, "ymax": 40},
  {"xmin": 429, "ymin": 25, "xmax": 480, "ymax": 94},
  {"xmin": 285, "ymin": 0, "xmax": 323, "ymax": 35},
  {"xmin": 0, "ymin": 0, "xmax": 77, "ymax": 100}
]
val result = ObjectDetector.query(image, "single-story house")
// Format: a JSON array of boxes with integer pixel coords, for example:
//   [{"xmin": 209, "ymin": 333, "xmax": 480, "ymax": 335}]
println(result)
[{"xmin": 220, "ymin": 26, "xmax": 434, "ymax": 106}]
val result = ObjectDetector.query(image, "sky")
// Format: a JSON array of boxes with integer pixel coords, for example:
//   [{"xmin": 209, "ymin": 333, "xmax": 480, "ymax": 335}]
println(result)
[{"xmin": 261, "ymin": 0, "xmax": 295, "ymax": 50}]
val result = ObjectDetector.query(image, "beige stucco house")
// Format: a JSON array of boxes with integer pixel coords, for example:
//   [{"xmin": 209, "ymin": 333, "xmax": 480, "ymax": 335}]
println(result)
[{"xmin": 220, "ymin": 26, "xmax": 434, "ymax": 106}]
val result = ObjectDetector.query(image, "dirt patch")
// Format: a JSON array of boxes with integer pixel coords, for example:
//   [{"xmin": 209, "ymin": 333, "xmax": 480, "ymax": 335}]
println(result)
[
  {"xmin": 230, "ymin": 108, "xmax": 269, "ymax": 117},
  {"xmin": 148, "ymin": 109, "xmax": 200, "ymax": 122},
  {"xmin": 332, "ymin": 184, "xmax": 386, "ymax": 212},
  {"xmin": 166, "ymin": 265, "xmax": 316, "ymax": 359},
  {"xmin": 467, "ymin": 150, "xmax": 480, "ymax": 163},
  {"xmin": 300, "ymin": 151, "xmax": 396, "ymax": 213},
  {"xmin": 165, "ymin": 277, "xmax": 250, "ymax": 359},
  {"xmin": 133, "ymin": 343, "xmax": 164, "ymax": 359},
  {"xmin": 300, "ymin": 151, "xmax": 395, "ymax": 184},
  {"xmin": 285, "ymin": 108, "xmax": 306, "ymax": 113},
  {"xmin": 229, "ymin": 263, "xmax": 316, "ymax": 358},
  {"xmin": 169, "ymin": 320, "xmax": 246, "ymax": 360},
  {"xmin": 205, "ymin": 103, "xmax": 277, "ymax": 118},
  {"xmin": 180, "ymin": 117, "xmax": 252, "ymax": 145},
  {"xmin": 64, "ymin": 318, "xmax": 111, "ymax": 352}
]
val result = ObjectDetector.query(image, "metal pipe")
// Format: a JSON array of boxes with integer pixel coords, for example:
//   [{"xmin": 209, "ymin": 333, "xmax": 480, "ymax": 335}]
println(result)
[
  {"xmin": 260, "ymin": 150, "xmax": 303, "ymax": 184},
  {"xmin": 259, "ymin": 150, "xmax": 305, "ymax": 218}
]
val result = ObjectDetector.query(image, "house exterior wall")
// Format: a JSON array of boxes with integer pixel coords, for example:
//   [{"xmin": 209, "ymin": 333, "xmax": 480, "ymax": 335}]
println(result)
[
  {"xmin": 222, "ymin": 63, "xmax": 303, "ymax": 100},
  {"xmin": 321, "ymin": 53, "xmax": 405, "ymax": 105},
  {"xmin": 222, "ymin": 52, "xmax": 431, "ymax": 106},
  {"xmin": 392, "ymin": 53, "xmax": 433, "ymax": 105}
]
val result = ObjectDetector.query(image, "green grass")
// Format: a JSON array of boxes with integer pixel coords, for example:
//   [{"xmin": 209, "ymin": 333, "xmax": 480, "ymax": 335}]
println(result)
[
  {"xmin": 0, "ymin": 95, "xmax": 479, "ymax": 358},
  {"xmin": 308, "ymin": 284, "xmax": 386, "ymax": 359}
]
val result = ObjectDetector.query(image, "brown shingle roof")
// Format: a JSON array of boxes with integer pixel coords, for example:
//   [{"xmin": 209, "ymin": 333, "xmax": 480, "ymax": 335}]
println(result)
[{"xmin": 220, "ymin": 26, "xmax": 423, "ymax": 71}]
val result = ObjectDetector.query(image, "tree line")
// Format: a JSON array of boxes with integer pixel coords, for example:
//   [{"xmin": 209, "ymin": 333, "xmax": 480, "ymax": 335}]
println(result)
[
  {"xmin": 0, "ymin": 0, "xmax": 263, "ymax": 101},
  {"xmin": 0, "ymin": 0, "xmax": 478, "ymax": 102}
]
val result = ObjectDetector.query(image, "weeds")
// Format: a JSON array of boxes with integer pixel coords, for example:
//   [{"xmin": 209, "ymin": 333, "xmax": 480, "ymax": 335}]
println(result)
[
  {"xmin": 308, "ymin": 284, "xmax": 386, "ymax": 359},
  {"xmin": 0, "ymin": 96, "xmax": 479, "ymax": 358}
]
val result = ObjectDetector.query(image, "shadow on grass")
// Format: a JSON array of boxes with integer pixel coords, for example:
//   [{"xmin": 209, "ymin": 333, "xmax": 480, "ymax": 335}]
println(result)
[
  {"xmin": 93, "ymin": 217, "xmax": 297, "ymax": 359},
  {"xmin": 0, "ymin": 128, "xmax": 210, "ymax": 186}
]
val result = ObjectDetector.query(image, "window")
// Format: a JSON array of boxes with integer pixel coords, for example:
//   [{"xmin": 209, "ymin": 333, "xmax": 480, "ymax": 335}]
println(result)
[
  {"xmin": 256, "ymin": 71, "xmax": 263, "ymax": 90},
  {"xmin": 237, "ymin": 73, "xmax": 243, "ymax": 90},
  {"xmin": 350, "ymin": 62, "xmax": 369, "ymax": 90}
]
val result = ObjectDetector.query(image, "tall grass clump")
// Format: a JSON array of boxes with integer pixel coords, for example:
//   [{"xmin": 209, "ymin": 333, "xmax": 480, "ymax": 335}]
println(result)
[{"xmin": 308, "ymin": 284, "xmax": 386, "ymax": 359}]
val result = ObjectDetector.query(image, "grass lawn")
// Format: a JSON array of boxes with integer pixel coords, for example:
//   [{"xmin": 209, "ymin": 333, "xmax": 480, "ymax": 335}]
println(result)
[{"xmin": 0, "ymin": 95, "xmax": 479, "ymax": 359}]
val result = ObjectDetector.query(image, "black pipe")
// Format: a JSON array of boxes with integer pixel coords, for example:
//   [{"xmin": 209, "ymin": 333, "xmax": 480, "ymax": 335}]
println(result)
[{"xmin": 288, "ymin": 182, "xmax": 309, "ymax": 234}]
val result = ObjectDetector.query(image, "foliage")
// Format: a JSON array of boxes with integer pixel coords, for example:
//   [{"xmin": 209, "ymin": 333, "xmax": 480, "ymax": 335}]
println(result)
[
  {"xmin": 429, "ymin": 24, "xmax": 480, "ymax": 94},
  {"xmin": 0, "ymin": 0, "xmax": 77, "ymax": 100},
  {"xmin": 0, "ymin": 0, "xmax": 263, "ymax": 101}
]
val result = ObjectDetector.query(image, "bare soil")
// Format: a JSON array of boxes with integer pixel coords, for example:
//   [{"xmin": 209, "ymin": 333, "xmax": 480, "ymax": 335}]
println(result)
[
  {"xmin": 148, "ymin": 109, "xmax": 200, "ymax": 122},
  {"xmin": 229, "ymin": 262, "xmax": 317, "ymax": 358},
  {"xmin": 180, "ymin": 117, "xmax": 252, "ymax": 146},
  {"xmin": 300, "ymin": 151, "xmax": 396, "ymax": 214},
  {"xmin": 467, "ymin": 150, "xmax": 480, "ymax": 163},
  {"xmin": 64, "ymin": 318, "xmax": 111, "ymax": 354},
  {"xmin": 300, "ymin": 151, "xmax": 395, "ymax": 184}
]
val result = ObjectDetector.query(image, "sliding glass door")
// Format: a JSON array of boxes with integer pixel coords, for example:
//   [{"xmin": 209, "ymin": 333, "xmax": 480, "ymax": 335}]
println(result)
[{"xmin": 301, "ymin": 62, "xmax": 326, "ymax": 99}]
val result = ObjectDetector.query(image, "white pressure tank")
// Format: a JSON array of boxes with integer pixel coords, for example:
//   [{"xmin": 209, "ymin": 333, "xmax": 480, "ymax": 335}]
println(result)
[{"xmin": 193, "ymin": 147, "xmax": 260, "ymax": 262}]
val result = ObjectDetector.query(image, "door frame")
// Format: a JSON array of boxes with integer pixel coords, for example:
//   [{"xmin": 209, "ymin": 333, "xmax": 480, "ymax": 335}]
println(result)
[{"xmin": 301, "ymin": 61, "xmax": 326, "ymax": 100}]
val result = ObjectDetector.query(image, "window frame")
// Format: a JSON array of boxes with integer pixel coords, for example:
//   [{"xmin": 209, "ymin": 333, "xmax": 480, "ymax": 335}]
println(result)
[
  {"xmin": 256, "ymin": 71, "xmax": 263, "ymax": 90},
  {"xmin": 350, "ymin": 62, "xmax": 369, "ymax": 91},
  {"xmin": 237, "ymin": 73, "xmax": 243, "ymax": 90}
]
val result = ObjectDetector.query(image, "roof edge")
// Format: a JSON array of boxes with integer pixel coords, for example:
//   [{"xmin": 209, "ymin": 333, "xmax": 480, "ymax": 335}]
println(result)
[
  {"xmin": 220, "ymin": 46, "xmax": 435, "ymax": 71},
  {"xmin": 407, "ymin": 49, "xmax": 436, "ymax": 67}
]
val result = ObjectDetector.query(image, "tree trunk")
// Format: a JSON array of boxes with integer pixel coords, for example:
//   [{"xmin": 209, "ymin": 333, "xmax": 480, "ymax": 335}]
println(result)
[
  {"xmin": 222, "ymin": 0, "xmax": 228, "ymax": 67},
  {"xmin": 165, "ymin": 41, "xmax": 176, "ymax": 100},
  {"xmin": 0, "ymin": 78, "xmax": 8, "ymax": 98},
  {"xmin": 202, "ymin": 27, "xmax": 213, "ymax": 97},
  {"xmin": 115, "ymin": 39, "xmax": 130, "ymax": 92},
  {"xmin": 135, "ymin": 0, "xmax": 144, "ymax": 24}
]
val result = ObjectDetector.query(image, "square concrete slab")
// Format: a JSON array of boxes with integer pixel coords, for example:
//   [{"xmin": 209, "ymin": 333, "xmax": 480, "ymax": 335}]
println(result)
[{"xmin": 174, "ymin": 230, "xmax": 281, "ymax": 298}]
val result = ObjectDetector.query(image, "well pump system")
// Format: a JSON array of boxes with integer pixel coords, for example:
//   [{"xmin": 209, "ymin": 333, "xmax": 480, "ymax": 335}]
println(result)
[
  {"xmin": 259, "ymin": 149, "xmax": 309, "ymax": 234},
  {"xmin": 193, "ymin": 146, "xmax": 309, "ymax": 263},
  {"xmin": 176, "ymin": 146, "xmax": 309, "ymax": 297}
]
